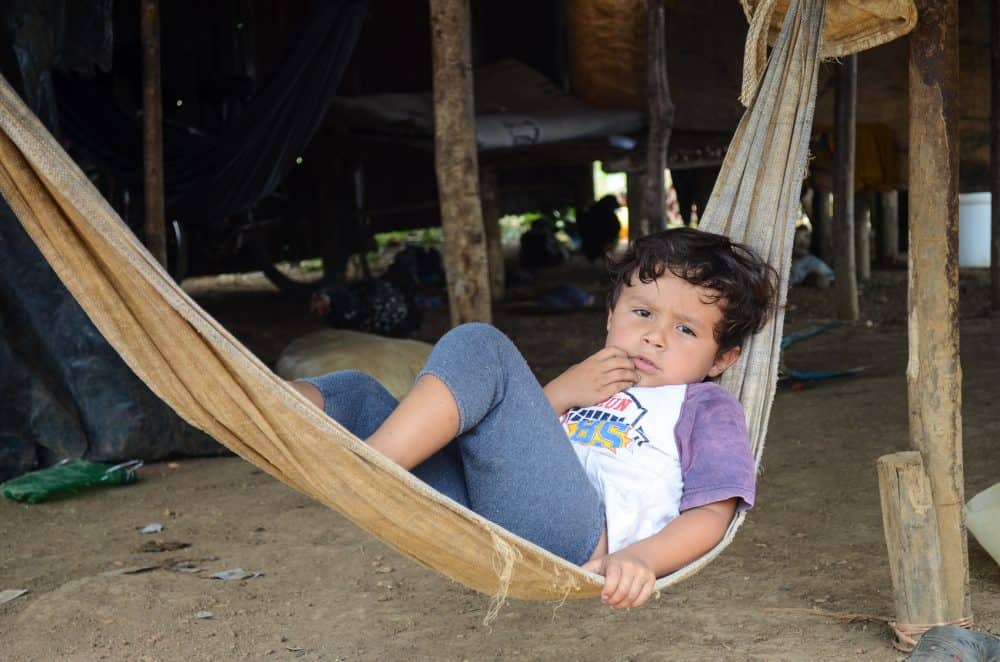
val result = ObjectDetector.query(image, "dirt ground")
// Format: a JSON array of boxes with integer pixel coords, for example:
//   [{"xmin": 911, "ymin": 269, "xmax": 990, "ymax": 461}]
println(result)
[{"xmin": 2, "ymin": 260, "xmax": 999, "ymax": 661}]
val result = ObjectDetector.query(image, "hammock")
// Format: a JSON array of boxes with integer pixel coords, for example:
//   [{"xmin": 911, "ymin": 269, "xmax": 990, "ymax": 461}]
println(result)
[{"xmin": 0, "ymin": 0, "xmax": 821, "ymax": 602}]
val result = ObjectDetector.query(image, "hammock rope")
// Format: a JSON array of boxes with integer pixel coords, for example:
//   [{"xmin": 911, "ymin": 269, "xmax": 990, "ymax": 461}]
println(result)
[{"xmin": 0, "ymin": 0, "xmax": 824, "ymax": 601}]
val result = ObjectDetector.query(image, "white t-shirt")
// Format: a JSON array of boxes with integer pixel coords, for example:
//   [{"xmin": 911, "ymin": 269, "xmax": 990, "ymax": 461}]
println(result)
[{"xmin": 560, "ymin": 385, "xmax": 687, "ymax": 554}]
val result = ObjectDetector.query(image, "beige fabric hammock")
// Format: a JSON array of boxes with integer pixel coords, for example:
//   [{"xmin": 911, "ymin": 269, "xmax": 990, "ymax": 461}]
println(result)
[{"xmin": 0, "ymin": 0, "xmax": 824, "ymax": 603}]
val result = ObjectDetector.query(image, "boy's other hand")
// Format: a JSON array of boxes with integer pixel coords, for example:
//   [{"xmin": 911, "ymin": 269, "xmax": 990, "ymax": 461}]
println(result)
[
  {"xmin": 543, "ymin": 347, "xmax": 638, "ymax": 414},
  {"xmin": 582, "ymin": 551, "xmax": 656, "ymax": 609}
]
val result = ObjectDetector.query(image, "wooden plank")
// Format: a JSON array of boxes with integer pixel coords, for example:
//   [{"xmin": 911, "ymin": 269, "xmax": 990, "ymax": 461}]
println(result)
[
  {"xmin": 140, "ymin": 0, "xmax": 167, "ymax": 269},
  {"xmin": 880, "ymin": 190, "xmax": 900, "ymax": 265},
  {"xmin": 430, "ymin": 0, "xmax": 491, "ymax": 325},
  {"xmin": 992, "ymin": 0, "xmax": 1000, "ymax": 308},
  {"xmin": 908, "ymin": 0, "xmax": 969, "ymax": 623},
  {"xmin": 877, "ymin": 452, "xmax": 949, "ymax": 629},
  {"xmin": 854, "ymin": 189, "xmax": 871, "ymax": 282},
  {"xmin": 636, "ymin": 0, "xmax": 672, "ymax": 240},
  {"xmin": 480, "ymin": 168, "xmax": 505, "ymax": 302},
  {"xmin": 833, "ymin": 55, "xmax": 859, "ymax": 320},
  {"xmin": 810, "ymin": 187, "xmax": 832, "ymax": 263}
]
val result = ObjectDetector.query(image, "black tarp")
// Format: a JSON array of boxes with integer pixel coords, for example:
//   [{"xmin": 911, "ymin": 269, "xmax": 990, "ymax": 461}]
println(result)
[{"xmin": 0, "ymin": 204, "xmax": 222, "ymax": 482}]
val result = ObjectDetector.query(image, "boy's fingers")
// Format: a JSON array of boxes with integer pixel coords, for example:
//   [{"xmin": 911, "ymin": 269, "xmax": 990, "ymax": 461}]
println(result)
[
  {"xmin": 632, "ymin": 582, "xmax": 655, "ymax": 609},
  {"xmin": 607, "ymin": 572, "xmax": 637, "ymax": 607},
  {"xmin": 621, "ymin": 577, "xmax": 647, "ymax": 608},
  {"xmin": 601, "ymin": 564, "xmax": 622, "ymax": 602}
]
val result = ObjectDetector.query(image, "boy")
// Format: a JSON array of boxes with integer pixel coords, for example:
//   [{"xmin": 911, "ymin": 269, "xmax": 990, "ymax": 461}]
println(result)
[{"xmin": 291, "ymin": 227, "xmax": 777, "ymax": 610}]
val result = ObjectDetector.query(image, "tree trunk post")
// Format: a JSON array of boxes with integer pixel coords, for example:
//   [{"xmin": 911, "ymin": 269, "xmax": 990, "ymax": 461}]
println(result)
[
  {"xmin": 907, "ymin": 0, "xmax": 970, "ymax": 629},
  {"xmin": 992, "ymin": 0, "xmax": 1000, "ymax": 308},
  {"xmin": 881, "ymin": 190, "xmax": 900, "ymax": 265},
  {"xmin": 877, "ymin": 451, "xmax": 950, "ymax": 648},
  {"xmin": 141, "ymin": 0, "xmax": 168, "ymax": 269},
  {"xmin": 627, "ymin": 172, "xmax": 645, "ymax": 242},
  {"xmin": 480, "ymin": 168, "xmax": 505, "ymax": 302},
  {"xmin": 430, "ymin": 0, "xmax": 492, "ymax": 325},
  {"xmin": 855, "ymin": 189, "xmax": 872, "ymax": 282},
  {"xmin": 834, "ymin": 55, "xmax": 859, "ymax": 320},
  {"xmin": 637, "ymin": 0, "xmax": 672, "ymax": 239},
  {"xmin": 811, "ymin": 187, "xmax": 833, "ymax": 264}
]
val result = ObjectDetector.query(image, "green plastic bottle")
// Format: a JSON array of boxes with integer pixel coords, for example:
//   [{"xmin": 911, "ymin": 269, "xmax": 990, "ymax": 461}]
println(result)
[{"xmin": 1, "ymin": 459, "xmax": 143, "ymax": 503}]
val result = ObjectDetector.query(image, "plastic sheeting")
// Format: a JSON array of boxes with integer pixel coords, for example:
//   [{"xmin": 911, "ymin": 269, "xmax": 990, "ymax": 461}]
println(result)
[{"xmin": 0, "ymin": 201, "xmax": 221, "ymax": 482}]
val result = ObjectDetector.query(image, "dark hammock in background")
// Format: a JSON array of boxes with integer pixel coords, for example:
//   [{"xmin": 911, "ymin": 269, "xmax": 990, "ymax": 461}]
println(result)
[
  {"xmin": 0, "ymin": 0, "xmax": 367, "ymax": 481},
  {"xmin": 56, "ymin": 0, "xmax": 367, "ymax": 227}
]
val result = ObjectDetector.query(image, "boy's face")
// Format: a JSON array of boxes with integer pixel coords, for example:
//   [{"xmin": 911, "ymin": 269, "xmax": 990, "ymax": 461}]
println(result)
[{"xmin": 605, "ymin": 271, "xmax": 741, "ymax": 387}]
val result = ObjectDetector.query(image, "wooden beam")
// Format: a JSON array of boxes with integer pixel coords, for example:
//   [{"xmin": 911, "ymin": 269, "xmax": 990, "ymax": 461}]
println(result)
[
  {"xmin": 634, "ymin": 0, "xmax": 672, "ymax": 241},
  {"xmin": 811, "ymin": 187, "xmax": 832, "ymax": 263},
  {"xmin": 992, "ymin": 0, "xmax": 1000, "ymax": 308},
  {"xmin": 877, "ymin": 452, "xmax": 950, "ymax": 643},
  {"xmin": 430, "ymin": 0, "xmax": 492, "ymax": 325},
  {"xmin": 480, "ymin": 168, "xmax": 505, "ymax": 301},
  {"xmin": 854, "ymin": 189, "xmax": 871, "ymax": 282},
  {"xmin": 833, "ymin": 55, "xmax": 859, "ymax": 320},
  {"xmin": 908, "ymin": 0, "xmax": 969, "ymax": 624},
  {"xmin": 880, "ymin": 190, "xmax": 901, "ymax": 265},
  {"xmin": 141, "ymin": 0, "xmax": 167, "ymax": 269},
  {"xmin": 626, "ymin": 172, "xmax": 643, "ymax": 239}
]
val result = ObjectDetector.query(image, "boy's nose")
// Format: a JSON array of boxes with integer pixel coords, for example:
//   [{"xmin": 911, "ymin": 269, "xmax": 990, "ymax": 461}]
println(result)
[{"xmin": 642, "ymin": 331, "xmax": 665, "ymax": 349}]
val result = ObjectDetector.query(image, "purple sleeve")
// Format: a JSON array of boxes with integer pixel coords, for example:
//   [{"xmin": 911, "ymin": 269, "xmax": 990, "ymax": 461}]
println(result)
[{"xmin": 674, "ymin": 382, "xmax": 756, "ymax": 513}]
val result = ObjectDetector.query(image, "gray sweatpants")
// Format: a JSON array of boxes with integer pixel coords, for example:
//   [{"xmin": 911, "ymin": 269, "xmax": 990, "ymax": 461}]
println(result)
[{"xmin": 305, "ymin": 323, "xmax": 605, "ymax": 565}]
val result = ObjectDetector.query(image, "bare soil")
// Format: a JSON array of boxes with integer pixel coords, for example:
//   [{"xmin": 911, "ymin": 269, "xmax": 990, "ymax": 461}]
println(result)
[{"xmin": 2, "ymin": 261, "xmax": 999, "ymax": 661}]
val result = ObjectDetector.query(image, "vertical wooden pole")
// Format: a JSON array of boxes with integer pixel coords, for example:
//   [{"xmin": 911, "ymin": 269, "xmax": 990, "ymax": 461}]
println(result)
[
  {"xmin": 141, "ymin": 0, "xmax": 168, "ymax": 269},
  {"xmin": 834, "ymin": 55, "xmax": 859, "ymax": 320},
  {"xmin": 480, "ymin": 168, "xmax": 505, "ymax": 301},
  {"xmin": 626, "ymin": 172, "xmax": 644, "ymax": 242},
  {"xmin": 877, "ymin": 453, "xmax": 950, "ymax": 632},
  {"xmin": 992, "ymin": 0, "xmax": 1000, "ymax": 308},
  {"xmin": 430, "ymin": 0, "xmax": 492, "ymax": 325},
  {"xmin": 881, "ymin": 190, "xmax": 900, "ymax": 265},
  {"xmin": 811, "ymin": 188, "xmax": 833, "ymax": 264},
  {"xmin": 855, "ymin": 189, "xmax": 872, "ymax": 282},
  {"xmin": 908, "ymin": 0, "xmax": 969, "ymax": 624},
  {"xmin": 638, "ymin": 0, "xmax": 672, "ymax": 239}
]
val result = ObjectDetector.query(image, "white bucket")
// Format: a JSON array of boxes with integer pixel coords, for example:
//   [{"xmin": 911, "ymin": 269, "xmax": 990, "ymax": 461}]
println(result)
[
  {"xmin": 958, "ymin": 192, "xmax": 991, "ymax": 267},
  {"xmin": 965, "ymin": 482, "xmax": 1000, "ymax": 567}
]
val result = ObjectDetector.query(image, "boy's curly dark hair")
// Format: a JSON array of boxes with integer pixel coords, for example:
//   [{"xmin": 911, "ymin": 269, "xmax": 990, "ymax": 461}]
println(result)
[{"xmin": 606, "ymin": 228, "xmax": 778, "ymax": 355}]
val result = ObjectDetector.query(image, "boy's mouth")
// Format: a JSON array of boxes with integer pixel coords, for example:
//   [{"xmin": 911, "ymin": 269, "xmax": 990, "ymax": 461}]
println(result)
[{"xmin": 631, "ymin": 355, "xmax": 659, "ymax": 373}]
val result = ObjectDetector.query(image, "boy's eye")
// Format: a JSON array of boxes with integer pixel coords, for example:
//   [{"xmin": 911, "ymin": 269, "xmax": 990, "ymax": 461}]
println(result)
[
  {"xmin": 676, "ymin": 324, "xmax": 696, "ymax": 336},
  {"xmin": 632, "ymin": 309, "xmax": 652, "ymax": 319}
]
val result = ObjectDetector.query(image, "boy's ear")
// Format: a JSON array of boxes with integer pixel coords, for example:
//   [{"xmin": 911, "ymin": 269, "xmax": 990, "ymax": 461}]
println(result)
[{"xmin": 708, "ymin": 346, "xmax": 741, "ymax": 378}]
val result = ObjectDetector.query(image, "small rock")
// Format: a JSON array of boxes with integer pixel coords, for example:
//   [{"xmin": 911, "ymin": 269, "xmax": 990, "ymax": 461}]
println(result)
[{"xmin": 195, "ymin": 610, "xmax": 214, "ymax": 620}]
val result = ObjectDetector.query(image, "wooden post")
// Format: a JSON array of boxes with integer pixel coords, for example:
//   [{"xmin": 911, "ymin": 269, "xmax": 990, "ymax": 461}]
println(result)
[
  {"xmin": 992, "ymin": 0, "xmax": 1000, "ymax": 308},
  {"xmin": 908, "ymin": 0, "xmax": 969, "ymax": 625},
  {"xmin": 430, "ymin": 0, "xmax": 492, "ymax": 325},
  {"xmin": 833, "ymin": 55, "xmax": 859, "ymax": 320},
  {"xmin": 637, "ymin": 0, "xmax": 672, "ymax": 239},
  {"xmin": 480, "ymin": 168, "xmax": 505, "ymax": 301},
  {"xmin": 811, "ymin": 187, "xmax": 833, "ymax": 264},
  {"xmin": 626, "ymin": 172, "xmax": 644, "ymax": 242},
  {"xmin": 877, "ymin": 453, "xmax": 950, "ymax": 637},
  {"xmin": 855, "ymin": 189, "xmax": 872, "ymax": 282},
  {"xmin": 881, "ymin": 190, "xmax": 901, "ymax": 265},
  {"xmin": 141, "ymin": 0, "xmax": 168, "ymax": 269}
]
